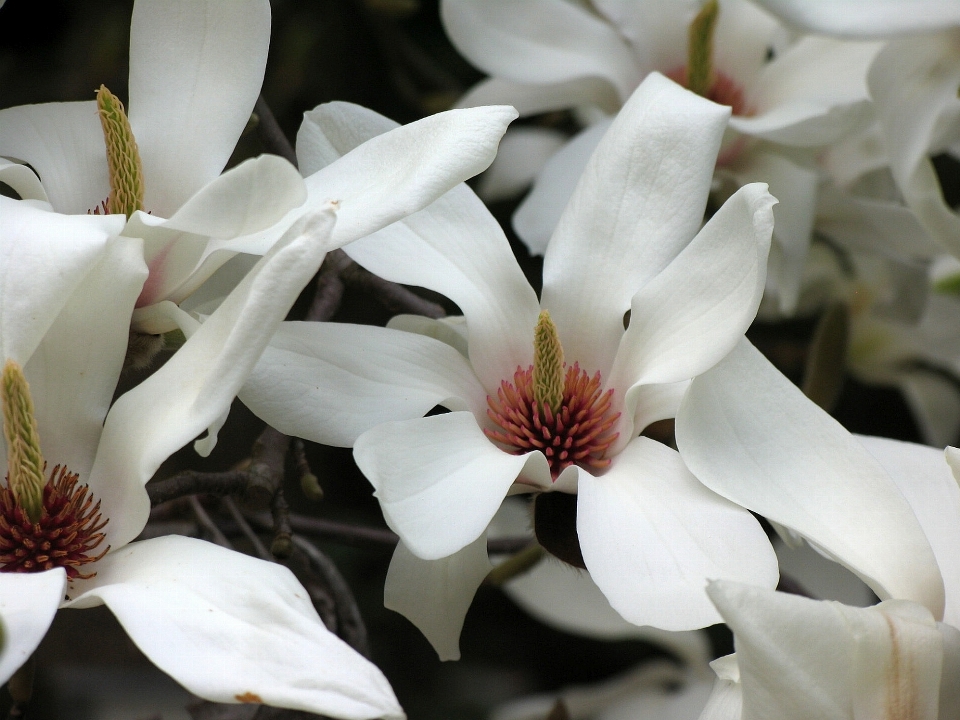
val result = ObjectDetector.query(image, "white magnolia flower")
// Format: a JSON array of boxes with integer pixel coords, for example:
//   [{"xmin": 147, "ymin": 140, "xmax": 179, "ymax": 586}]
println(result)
[
  {"xmin": 751, "ymin": 0, "xmax": 960, "ymax": 260},
  {"xmin": 700, "ymin": 581, "xmax": 960, "ymax": 720},
  {"xmin": 0, "ymin": 0, "xmax": 517, "ymax": 336},
  {"xmin": 0, "ymin": 198, "xmax": 404, "ymax": 720},
  {"xmin": 242, "ymin": 73, "xmax": 780, "ymax": 632},
  {"xmin": 443, "ymin": 0, "xmax": 882, "ymax": 312}
]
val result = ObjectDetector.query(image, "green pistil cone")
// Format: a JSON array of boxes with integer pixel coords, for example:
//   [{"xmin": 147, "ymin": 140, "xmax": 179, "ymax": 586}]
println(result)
[
  {"xmin": 97, "ymin": 85, "xmax": 144, "ymax": 218},
  {"xmin": 2, "ymin": 360, "xmax": 45, "ymax": 523},
  {"xmin": 532, "ymin": 310, "xmax": 565, "ymax": 414},
  {"xmin": 687, "ymin": 0, "xmax": 719, "ymax": 98}
]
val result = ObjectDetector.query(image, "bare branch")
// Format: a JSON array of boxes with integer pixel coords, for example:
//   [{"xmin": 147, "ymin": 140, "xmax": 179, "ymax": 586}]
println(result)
[
  {"xmin": 292, "ymin": 535, "xmax": 370, "ymax": 658},
  {"xmin": 189, "ymin": 496, "xmax": 233, "ymax": 550},
  {"xmin": 223, "ymin": 496, "xmax": 271, "ymax": 561},
  {"xmin": 253, "ymin": 94, "xmax": 297, "ymax": 167}
]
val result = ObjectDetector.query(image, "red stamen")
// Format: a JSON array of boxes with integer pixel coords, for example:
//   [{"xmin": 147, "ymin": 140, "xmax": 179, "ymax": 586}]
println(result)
[
  {"xmin": 0, "ymin": 465, "xmax": 109, "ymax": 579},
  {"xmin": 485, "ymin": 363, "xmax": 621, "ymax": 480}
]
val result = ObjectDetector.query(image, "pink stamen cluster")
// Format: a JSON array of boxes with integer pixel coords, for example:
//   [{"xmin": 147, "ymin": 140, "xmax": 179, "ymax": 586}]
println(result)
[
  {"xmin": 485, "ymin": 363, "xmax": 621, "ymax": 479},
  {"xmin": 0, "ymin": 465, "xmax": 109, "ymax": 579}
]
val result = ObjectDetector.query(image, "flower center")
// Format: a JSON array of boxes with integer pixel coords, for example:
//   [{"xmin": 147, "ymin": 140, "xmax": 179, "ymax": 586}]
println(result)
[
  {"xmin": 0, "ymin": 464, "xmax": 108, "ymax": 579},
  {"xmin": 484, "ymin": 363, "xmax": 621, "ymax": 479},
  {"xmin": 665, "ymin": 66, "xmax": 753, "ymax": 118}
]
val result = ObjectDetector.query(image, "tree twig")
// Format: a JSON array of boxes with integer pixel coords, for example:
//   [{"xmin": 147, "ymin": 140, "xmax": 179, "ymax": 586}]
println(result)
[
  {"xmin": 254, "ymin": 94, "xmax": 297, "ymax": 167},
  {"xmin": 292, "ymin": 535, "xmax": 370, "ymax": 658},
  {"xmin": 148, "ymin": 471, "xmax": 251, "ymax": 507},
  {"xmin": 189, "ymin": 496, "xmax": 233, "ymax": 550},
  {"xmin": 223, "ymin": 496, "xmax": 271, "ymax": 561}
]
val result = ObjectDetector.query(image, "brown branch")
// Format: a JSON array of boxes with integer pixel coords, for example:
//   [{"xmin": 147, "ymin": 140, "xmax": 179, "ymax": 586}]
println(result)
[
  {"xmin": 223, "ymin": 496, "xmax": 271, "ymax": 561},
  {"xmin": 189, "ymin": 496, "xmax": 233, "ymax": 550},
  {"xmin": 336, "ymin": 249, "xmax": 446, "ymax": 318},
  {"xmin": 269, "ymin": 486, "xmax": 294, "ymax": 559},
  {"xmin": 292, "ymin": 535, "xmax": 370, "ymax": 658},
  {"xmin": 254, "ymin": 94, "xmax": 297, "ymax": 167},
  {"xmin": 147, "ymin": 471, "xmax": 251, "ymax": 507}
]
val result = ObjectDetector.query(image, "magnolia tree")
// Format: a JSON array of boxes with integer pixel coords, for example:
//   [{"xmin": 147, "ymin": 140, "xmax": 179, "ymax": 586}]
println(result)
[{"xmin": 0, "ymin": 0, "xmax": 958, "ymax": 719}]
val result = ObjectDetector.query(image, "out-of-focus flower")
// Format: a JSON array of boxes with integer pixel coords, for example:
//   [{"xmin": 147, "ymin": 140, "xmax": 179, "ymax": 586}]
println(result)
[
  {"xmin": 241, "ymin": 73, "xmax": 780, "ymax": 632},
  {"xmin": 0, "ymin": 199, "xmax": 405, "ymax": 720},
  {"xmin": 750, "ymin": 0, "xmax": 960, "ymax": 260},
  {"xmin": 491, "ymin": 659, "xmax": 715, "ymax": 720},
  {"xmin": 443, "ymin": 0, "xmax": 882, "ymax": 312}
]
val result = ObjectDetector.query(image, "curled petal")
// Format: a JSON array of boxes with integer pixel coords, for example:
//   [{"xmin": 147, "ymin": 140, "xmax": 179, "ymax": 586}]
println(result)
[{"xmin": 65, "ymin": 536, "xmax": 403, "ymax": 719}]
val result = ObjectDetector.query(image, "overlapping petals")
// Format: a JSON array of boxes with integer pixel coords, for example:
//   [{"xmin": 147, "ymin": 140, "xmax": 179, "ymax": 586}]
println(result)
[
  {"xmin": 676, "ymin": 338, "xmax": 946, "ymax": 617},
  {"xmin": 702, "ymin": 581, "xmax": 960, "ymax": 720}
]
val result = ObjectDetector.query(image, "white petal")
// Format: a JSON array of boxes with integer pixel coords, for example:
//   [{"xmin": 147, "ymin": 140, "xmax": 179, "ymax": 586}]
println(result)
[
  {"xmin": 707, "ymin": 581, "xmax": 944, "ymax": 720},
  {"xmin": 240, "ymin": 322, "xmax": 486, "ymax": 447},
  {"xmin": 540, "ymin": 73, "xmax": 730, "ymax": 378},
  {"xmin": 869, "ymin": 30, "xmax": 960, "ymax": 256},
  {"xmin": 233, "ymin": 104, "xmax": 519, "ymax": 258},
  {"xmin": 505, "ymin": 558, "xmax": 713, "ymax": 666},
  {"xmin": 456, "ymin": 76, "xmax": 621, "ymax": 117},
  {"xmin": 725, "ymin": 147, "xmax": 818, "ymax": 315},
  {"xmin": 158, "ymin": 155, "xmax": 306, "ymax": 240},
  {"xmin": 577, "ymin": 437, "xmax": 778, "ymax": 630},
  {"xmin": 816, "ymin": 185, "xmax": 942, "ymax": 260},
  {"xmin": 698, "ymin": 666, "xmax": 743, "ymax": 720},
  {"xmin": 384, "ymin": 536, "xmax": 492, "ymax": 661},
  {"xmin": 512, "ymin": 120, "xmax": 610, "ymax": 257},
  {"xmin": 712, "ymin": 0, "xmax": 783, "ymax": 91},
  {"xmin": 0, "ymin": 158, "xmax": 46, "ymax": 202},
  {"xmin": 0, "ymin": 101, "xmax": 108, "ymax": 215},
  {"xmin": 0, "ymin": 569, "xmax": 66, "ymax": 684},
  {"xmin": 626, "ymin": 381, "xmax": 691, "ymax": 440},
  {"xmin": 856, "ymin": 435, "xmax": 960, "ymax": 628},
  {"xmin": 476, "ymin": 126, "xmax": 568, "ymax": 202},
  {"xmin": 354, "ymin": 412, "xmax": 550, "ymax": 560},
  {"xmin": 129, "ymin": 155, "xmax": 307, "ymax": 305},
  {"xmin": 749, "ymin": 0, "xmax": 960, "ymax": 37},
  {"xmin": 25, "ymin": 235, "xmax": 147, "ymax": 480},
  {"xmin": 675, "ymin": 338, "xmax": 946, "ymax": 617},
  {"xmin": 730, "ymin": 38, "xmax": 881, "ymax": 146},
  {"xmin": 0, "ymin": 197, "xmax": 126, "ymax": 366},
  {"xmin": 290, "ymin": 102, "xmax": 537, "ymax": 389},
  {"xmin": 345, "ymin": 186, "xmax": 541, "ymax": 391},
  {"xmin": 608, "ymin": 183, "xmax": 775, "ymax": 409},
  {"xmin": 591, "ymin": 0, "xmax": 696, "ymax": 73},
  {"xmin": 386, "ymin": 314, "xmax": 469, "ymax": 357},
  {"xmin": 88, "ymin": 209, "xmax": 339, "ymax": 550},
  {"xmin": 129, "ymin": 0, "xmax": 271, "ymax": 216},
  {"xmin": 441, "ymin": 0, "xmax": 640, "ymax": 101},
  {"xmin": 65, "ymin": 536, "xmax": 403, "ymax": 719}
]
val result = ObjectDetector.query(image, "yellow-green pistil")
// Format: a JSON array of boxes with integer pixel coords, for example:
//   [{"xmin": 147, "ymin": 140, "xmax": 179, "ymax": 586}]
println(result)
[
  {"xmin": 532, "ymin": 310, "xmax": 565, "ymax": 415},
  {"xmin": 0, "ymin": 360, "xmax": 109, "ymax": 578},
  {"xmin": 687, "ymin": 0, "xmax": 720, "ymax": 98},
  {"xmin": 2, "ymin": 361, "xmax": 45, "ymax": 524},
  {"xmin": 96, "ymin": 84, "xmax": 145, "ymax": 218}
]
